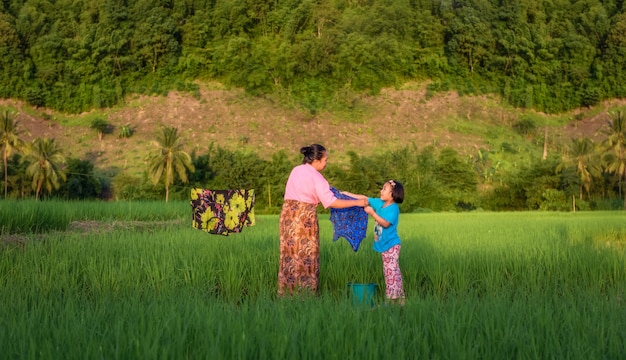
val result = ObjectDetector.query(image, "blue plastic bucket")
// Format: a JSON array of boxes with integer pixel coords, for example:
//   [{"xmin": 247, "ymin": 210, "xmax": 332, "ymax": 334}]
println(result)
[{"xmin": 348, "ymin": 282, "xmax": 377, "ymax": 307}]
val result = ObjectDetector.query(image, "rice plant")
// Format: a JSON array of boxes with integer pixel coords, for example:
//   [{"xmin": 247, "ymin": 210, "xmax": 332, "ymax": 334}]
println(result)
[{"xmin": 1, "ymin": 203, "xmax": 625, "ymax": 359}]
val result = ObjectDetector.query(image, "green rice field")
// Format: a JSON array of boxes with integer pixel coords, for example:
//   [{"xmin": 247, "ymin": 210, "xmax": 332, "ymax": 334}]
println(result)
[{"xmin": 1, "ymin": 200, "xmax": 625, "ymax": 359}]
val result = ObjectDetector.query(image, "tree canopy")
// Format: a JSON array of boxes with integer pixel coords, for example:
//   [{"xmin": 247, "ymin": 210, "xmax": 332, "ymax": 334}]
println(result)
[{"xmin": 1, "ymin": 0, "xmax": 625, "ymax": 113}]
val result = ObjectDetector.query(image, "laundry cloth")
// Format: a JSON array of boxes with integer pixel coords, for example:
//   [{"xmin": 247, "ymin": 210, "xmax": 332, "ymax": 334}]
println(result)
[
  {"xmin": 329, "ymin": 187, "xmax": 368, "ymax": 251},
  {"xmin": 191, "ymin": 189, "xmax": 255, "ymax": 235}
]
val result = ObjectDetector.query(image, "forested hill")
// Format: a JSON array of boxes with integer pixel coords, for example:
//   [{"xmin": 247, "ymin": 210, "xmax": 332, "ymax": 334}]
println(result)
[{"xmin": 1, "ymin": 0, "xmax": 625, "ymax": 114}]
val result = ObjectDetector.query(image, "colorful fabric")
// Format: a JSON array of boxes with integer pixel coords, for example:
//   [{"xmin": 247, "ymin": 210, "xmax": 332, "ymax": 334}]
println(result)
[
  {"xmin": 368, "ymin": 198, "xmax": 400, "ymax": 253},
  {"xmin": 190, "ymin": 189, "xmax": 255, "ymax": 236},
  {"xmin": 278, "ymin": 199, "xmax": 320, "ymax": 296},
  {"xmin": 329, "ymin": 187, "xmax": 368, "ymax": 252},
  {"xmin": 284, "ymin": 164, "xmax": 337, "ymax": 208},
  {"xmin": 381, "ymin": 244, "xmax": 405, "ymax": 300}
]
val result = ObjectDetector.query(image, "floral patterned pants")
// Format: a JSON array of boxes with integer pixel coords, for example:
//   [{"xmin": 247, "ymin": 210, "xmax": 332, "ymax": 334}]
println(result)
[{"xmin": 382, "ymin": 244, "xmax": 405, "ymax": 300}]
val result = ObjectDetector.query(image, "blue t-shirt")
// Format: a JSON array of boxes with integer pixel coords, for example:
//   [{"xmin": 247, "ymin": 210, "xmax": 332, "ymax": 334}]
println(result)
[{"xmin": 368, "ymin": 198, "xmax": 400, "ymax": 253}]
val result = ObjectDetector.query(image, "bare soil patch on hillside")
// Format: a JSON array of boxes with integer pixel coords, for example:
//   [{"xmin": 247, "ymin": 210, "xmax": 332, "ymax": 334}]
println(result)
[{"xmin": 2, "ymin": 85, "xmax": 624, "ymax": 177}]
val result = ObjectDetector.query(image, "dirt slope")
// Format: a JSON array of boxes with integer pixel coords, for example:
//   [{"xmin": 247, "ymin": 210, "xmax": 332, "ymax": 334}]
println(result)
[{"xmin": 1, "ymin": 82, "xmax": 623, "ymax": 177}]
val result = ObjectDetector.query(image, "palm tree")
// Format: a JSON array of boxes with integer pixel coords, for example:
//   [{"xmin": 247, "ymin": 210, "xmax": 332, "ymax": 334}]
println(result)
[
  {"xmin": 22, "ymin": 137, "xmax": 66, "ymax": 200},
  {"xmin": 599, "ymin": 110, "xmax": 626, "ymax": 209},
  {"xmin": 0, "ymin": 109, "xmax": 25, "ymax": 198},
  {"xmin": 562, "ymin": 137, "xmax": 599, "ymax": 200},
  {"xmin": 148, "ymin": 127, "xmax": 195, "ymax": 202}
]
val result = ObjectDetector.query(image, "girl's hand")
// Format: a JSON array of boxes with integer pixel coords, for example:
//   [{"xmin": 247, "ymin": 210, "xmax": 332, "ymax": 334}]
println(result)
[{"xmin": 364, "ymin": 206, "xmax": 374, "ymax": 215}]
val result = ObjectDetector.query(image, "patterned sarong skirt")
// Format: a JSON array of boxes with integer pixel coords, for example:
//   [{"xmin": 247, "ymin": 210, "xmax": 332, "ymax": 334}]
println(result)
[{"xmin": 278, "ymin": 200, "xmax": 319, "ymax": 296}]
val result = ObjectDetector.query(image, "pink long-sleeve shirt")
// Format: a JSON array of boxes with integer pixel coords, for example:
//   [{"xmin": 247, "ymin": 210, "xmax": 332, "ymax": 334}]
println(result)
[{"xmin": 284, "ymin": 164, "xmax": 337, "ymax": 208}]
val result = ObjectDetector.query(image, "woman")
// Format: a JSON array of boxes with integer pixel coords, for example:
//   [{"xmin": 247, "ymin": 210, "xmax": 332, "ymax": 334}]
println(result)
[{"xmin": 278, "ymin": 144, "xmax": 368, "ymax": 296}]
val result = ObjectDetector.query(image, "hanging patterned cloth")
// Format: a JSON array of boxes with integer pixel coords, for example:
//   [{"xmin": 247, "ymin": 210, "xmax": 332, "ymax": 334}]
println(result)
[
  {"xmin": 191, "ymin": 189, "xmax": 255, "ymax": 235},
  {"xmin": 329, "ymin": 187, "xmax": 368, "ymax": 251}
]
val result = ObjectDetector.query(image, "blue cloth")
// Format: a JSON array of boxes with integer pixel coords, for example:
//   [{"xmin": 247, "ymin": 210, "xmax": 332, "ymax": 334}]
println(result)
[
  {"xmin": 368, "ymin": 198, "xmax": 400, "ymax": 253},
  {"xmin": 329, "ymin": 187, "xmax": 368, "ymax": 252}
]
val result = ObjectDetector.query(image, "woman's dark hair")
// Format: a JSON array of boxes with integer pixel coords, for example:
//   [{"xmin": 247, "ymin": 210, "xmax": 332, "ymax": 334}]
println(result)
[
  {"xmin": 300, "ymin": 144, "xmax": 327, "ymax": 164},
  {"xmin": 388, "ymin": 179, "xmax": 404, "ymax": 204}
]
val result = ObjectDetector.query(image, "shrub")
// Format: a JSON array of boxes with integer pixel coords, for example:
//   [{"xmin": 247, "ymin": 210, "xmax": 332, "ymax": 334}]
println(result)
[
  {"xmin": 90, "ymin": 118, "xmax": 112, "ymax": 140},
  {"xmin": 512, "ymin": 118, "xmax": 536, "ymax": 136},
  {"xmin": 119, "ymin": 124, "xmax": 135, "ymax": 138},
  {"xmin": 25, "ymin": 87, "xmax": 45, "ymax": 108}
]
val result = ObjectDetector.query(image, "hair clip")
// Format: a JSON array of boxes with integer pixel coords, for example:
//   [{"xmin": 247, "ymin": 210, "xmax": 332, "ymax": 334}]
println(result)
[{"xmin": 388, "ymin": 180, "xmax": 396, "ymax": 187}]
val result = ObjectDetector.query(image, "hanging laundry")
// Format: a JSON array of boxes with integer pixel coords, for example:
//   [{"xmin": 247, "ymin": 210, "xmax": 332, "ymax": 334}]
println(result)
[
  {"xmin": 329, "ymin": 187, "xmax": 368, "ymax": 251},
  {"xmin": 191, "ymin": 189, "xmax": 255, "ymax": 235}
]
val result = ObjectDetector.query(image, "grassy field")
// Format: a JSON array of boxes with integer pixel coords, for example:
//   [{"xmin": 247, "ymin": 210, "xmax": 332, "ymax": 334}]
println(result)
[{"xmin": 1, "ymin": 201, "xmax": 625, "ymax": 359}]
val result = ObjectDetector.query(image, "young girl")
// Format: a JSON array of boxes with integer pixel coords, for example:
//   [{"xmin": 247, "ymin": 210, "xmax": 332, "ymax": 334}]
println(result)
[{"xmin": 343, "ymin": 180, "xmax": 406, "ymax": 304}]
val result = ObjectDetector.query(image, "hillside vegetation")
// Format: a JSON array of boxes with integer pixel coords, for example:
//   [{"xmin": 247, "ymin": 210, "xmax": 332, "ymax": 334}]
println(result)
[
  {"xmin": 1, "ymin": 0, "xmax": 626, "ymax": 114},
  {"xmin": 2, "ymin": 82, "xmax": 617, "ymax": 169},
  {"xmin": 2, "ymin": 82, "xmax": 626, "ymax": 212},
  {"xmin": 3, "ymin": 0, "xmax": 626, "ymax": 210}
]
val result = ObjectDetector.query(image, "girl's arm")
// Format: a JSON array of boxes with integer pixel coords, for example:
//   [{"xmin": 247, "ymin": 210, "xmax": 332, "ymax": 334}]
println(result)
[{"xmin": 364, "ymin": 207, "xmax": 391, "ymax": 228}]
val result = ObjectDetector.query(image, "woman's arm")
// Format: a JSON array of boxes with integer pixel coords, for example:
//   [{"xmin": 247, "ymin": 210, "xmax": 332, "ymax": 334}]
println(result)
[
  {"xmin": 340, "ymin": 191, "xmax": 367, "ymax": 199},
  {"xmin": 329, "ymin": 198, "xmax": 368, "ymax": 209}
]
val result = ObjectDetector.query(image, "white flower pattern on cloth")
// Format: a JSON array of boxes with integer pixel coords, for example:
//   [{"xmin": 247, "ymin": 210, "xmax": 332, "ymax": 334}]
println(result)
[{"xmin": 374, "ymin": 223, "xmax": 382, "ymax": 242}]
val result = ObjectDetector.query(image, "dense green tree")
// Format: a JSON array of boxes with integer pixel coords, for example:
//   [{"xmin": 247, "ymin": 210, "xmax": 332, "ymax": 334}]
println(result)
[
  {"xmin": 177, "ymin": 10, "xmax": 214, "ymax": 78},
  {"xmin": 231, "ymin": 35, "xmax": 295, "ymax": 95},
  {"xmin": 445, "ymin": 5, "xmax": 495, "ymax": 75},
  {"xmin": 211, "ymin": 0, "xmax": 254, "ymax": 37},
  {"xmin": 433, "ymin": 147, "xmax": 479, "ymax": 209},
  {"xmin": 111, "ymin": 171, "xmax": 164, "ymax": 200},
  {"xmin": 0, "ymin": 12, "xmax": 25, "ymax": 98},
  {"xmin": 90, "ymin": 0, "xmax": 135, "ymax": 78},
  {"xmin": 59, "ymin": 158, "xmax": 102, "ymax": 199},
  {"xmin": 261, "ymin": 150, "xmax": 294, "ymax": 210},
  {"xmin": 434, "ymin": 147, "xmax": 478, "ymax": 192},
  {"xmin": 408, "ymin": 145, "xmax": 446, "ymax": 211},
  {"xmin": 572, "ymin": 0, "xmax": 610, "ymax": 48},
  {"xmin": 375, "ymin": 146, "xmax": 423, "ymax": 212},
  {"xmin": 332, "ymin": 150, "xmax": 386, "ymax": 196},
  {"xmin": 413, "ymin": 9, "xmax": 447, "ymax": 78},
  {"xmin": 147, "ymin": 126, "xmax": 195, "ymax": 202},
  {"xmin": 206, "ymin": 146, "xmax": 265, "ymax": 190},
  {"xmin": 132, "ymin": 6, "xmax": 180, "ymax": 73},
  {"xmin": 4, "ymin": 153, "xmax": 29, "ymax": 198},
  {"xmin": 189, "ymin": 146, "xmax": 291, "ymax": 210},
  {"xmin": 188, "ymin": 151, "xmax": 215, "ymax": 187},
  {"xmin": 503, "ymin": 156, "xmax": 562, "ymax": 210},
  {"xmin": 2, "ymin": 0, "xmax": 626, "ymax": 115},
  {"xmin": 490, "ymin": 0, "xmax": 534, "ymax": 80},
  {"xmin": 601, "ymin": 12, "xmax": 626, "ymax": 97}
]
